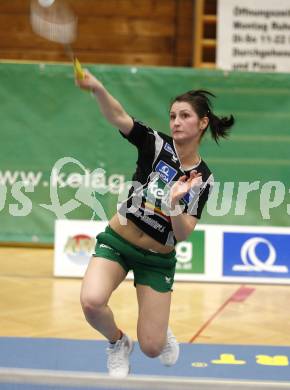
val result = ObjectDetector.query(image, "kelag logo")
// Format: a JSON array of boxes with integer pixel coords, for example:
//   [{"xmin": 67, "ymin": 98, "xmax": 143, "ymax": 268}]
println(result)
[
  {"xmin": 223, "ymin": 232, "xmax": 290, "ymax": 278},
  {"xmin": 176, "ymin": 230, "xmax": 205, "ymax": 274}
]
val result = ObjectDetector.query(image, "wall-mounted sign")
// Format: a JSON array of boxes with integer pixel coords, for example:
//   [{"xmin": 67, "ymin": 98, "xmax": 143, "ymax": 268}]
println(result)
[{"xmin": 217, "ymin": 0, "xmax": 290, "ymax": 72}]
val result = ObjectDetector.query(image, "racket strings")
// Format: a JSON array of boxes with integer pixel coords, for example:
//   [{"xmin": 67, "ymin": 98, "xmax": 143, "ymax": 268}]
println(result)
[
  {"xmin": 30, "ymin": 0, "xmax": 84, "ymax": 80},
  {"xmin": 30, "ymin": 0, "xmax": 77, "ymax": 44}
]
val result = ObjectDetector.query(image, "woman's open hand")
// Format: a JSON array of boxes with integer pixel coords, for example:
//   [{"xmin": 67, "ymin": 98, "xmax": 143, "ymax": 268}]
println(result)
[{"xmin": 170, "ymin": 170, "xmax": 202, "ymax": 207}]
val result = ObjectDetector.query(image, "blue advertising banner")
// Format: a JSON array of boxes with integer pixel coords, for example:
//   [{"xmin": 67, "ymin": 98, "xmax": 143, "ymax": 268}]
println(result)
[{"xmin": 223, "ymin": 232, "xmax": 290, "ymax": 278}]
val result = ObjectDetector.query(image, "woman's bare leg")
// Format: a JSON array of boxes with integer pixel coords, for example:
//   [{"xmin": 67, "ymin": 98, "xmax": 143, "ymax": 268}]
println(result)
[{"xmin": 80, "ymin": 257, "xmax": 127, "ymax": 342}]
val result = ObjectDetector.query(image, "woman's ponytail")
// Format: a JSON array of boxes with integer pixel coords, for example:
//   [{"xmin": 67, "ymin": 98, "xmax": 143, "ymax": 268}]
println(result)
[{"xmin": 208, "ymin": 111, "xmax": 235, "ymax": 143}]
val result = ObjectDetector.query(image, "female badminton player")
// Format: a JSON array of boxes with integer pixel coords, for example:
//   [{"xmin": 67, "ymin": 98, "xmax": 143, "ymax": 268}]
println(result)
[{"xmin": 76, "ymin": 70, "xmax": 234, "ymax": 378}]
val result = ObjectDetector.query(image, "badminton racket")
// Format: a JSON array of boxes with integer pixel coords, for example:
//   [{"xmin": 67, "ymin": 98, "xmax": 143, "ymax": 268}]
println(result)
[{"xmin": 30, "ymin": 0, "xmax": 84, "ymax": 80}]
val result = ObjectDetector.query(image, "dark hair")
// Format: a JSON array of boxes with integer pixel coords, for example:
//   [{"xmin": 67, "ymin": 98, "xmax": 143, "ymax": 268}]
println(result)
[{"xmin": 171, "ymin": 89, "xmax": 235, "ymax": 143}]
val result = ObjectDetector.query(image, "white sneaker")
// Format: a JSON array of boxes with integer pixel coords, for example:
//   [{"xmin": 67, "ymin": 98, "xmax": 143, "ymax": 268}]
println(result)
[
  {"xmin": 159, "ymin": 328, "xmax": 179, "ymax": 366},
  {"xmin": 106, "ymin": 334, "xmax": 134, "ymax": 378}
]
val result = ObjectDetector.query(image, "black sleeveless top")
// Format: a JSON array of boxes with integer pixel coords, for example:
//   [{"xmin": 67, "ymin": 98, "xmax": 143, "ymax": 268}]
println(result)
[{"xmin": 118, "ymin": 119, "xmax": 213, "ymax": 246}]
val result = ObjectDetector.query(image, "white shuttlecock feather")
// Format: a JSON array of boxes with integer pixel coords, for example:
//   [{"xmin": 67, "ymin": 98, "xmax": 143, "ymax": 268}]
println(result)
[{"xmin": 38, "ymin": 0, "xmax": 55, "ymax": 7}]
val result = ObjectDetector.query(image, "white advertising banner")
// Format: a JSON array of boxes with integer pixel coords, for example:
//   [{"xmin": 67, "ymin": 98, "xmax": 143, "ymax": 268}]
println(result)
[
  {"xmin": 54, "ymin": 220, "xmax": 290, "ymax": 284},
  {"xmin": 54, "ymin": 220, "xmax": 107, "ymax": 277},
  {"xmin": 217, "ymin": 0, "xmax": 290, "ymax": 72}
]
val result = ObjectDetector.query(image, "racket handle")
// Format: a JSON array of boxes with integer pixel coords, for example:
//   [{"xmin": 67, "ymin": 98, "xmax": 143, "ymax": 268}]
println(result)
[{"xmin": 74, "ymin": 58, "xmax": 85, "ymax": 80}]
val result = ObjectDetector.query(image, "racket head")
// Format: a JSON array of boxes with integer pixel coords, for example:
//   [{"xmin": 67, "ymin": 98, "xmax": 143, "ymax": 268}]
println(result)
[{"xmin": 30, "ymin": 0, "xmax": 77, "ymax": 44}]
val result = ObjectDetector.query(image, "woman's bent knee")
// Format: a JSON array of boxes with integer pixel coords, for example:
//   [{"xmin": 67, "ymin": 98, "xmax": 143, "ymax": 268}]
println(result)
[
  {"xmin": 80, "ymin": 292, "xmax": 107, "ymax": 318},
  {"xmin": 138, "ymin": 337, "xmax": 165, "ymax": 358}
]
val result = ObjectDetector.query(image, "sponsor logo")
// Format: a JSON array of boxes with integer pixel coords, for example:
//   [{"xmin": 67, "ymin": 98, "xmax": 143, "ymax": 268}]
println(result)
[
  {"xmin": 223, "ymin": 233, "xmax": 290, "ymax": 278},
  {"xmin": 171, "ymin": 155, "xmax": 179, "ymax": 163},
  {"xmin": 64, "ymin": 234, "xmax": 96, "ymax": 264},
  {"xmin": 99, "ymin": 243, "xmax": 112, "ymax": 250},
  {"xmin": 155, "ymin": 161, "xmax": 177, "ymax": 184},
  {"xmin": 182, "ymin": 187, "xmax": 198, "ymax": 205},
  {"xmin": 134, "ymin": 209, "xmax": 165, "ymax": 232},
  {"xmin": 165, "ymin": 276, "xmax": 172, "ymax": 284},
  {"xmin": 99, "ymin": 243, "xmax": 120, "ymax": 256},
  {"xmin": 147, "ymin": 179, "xmax": 166, "ymax": 200},
  {"xmin": 164, "ymin": 143, "xmax": 179, "ymax": 163},
  {"xmin": 234, "ymin": 237, "xmax": 288, "ymax": 273},
  {"xmin": 176, "ymin": 242, "xmax": 192, "ymax": 265},
  {"xmin": 176, "ymin": 230, "xmax": 205, "ymax": 273},
  {"xmin": 164, "ymin": 143, "xmax": 174, "ymax": 154}
]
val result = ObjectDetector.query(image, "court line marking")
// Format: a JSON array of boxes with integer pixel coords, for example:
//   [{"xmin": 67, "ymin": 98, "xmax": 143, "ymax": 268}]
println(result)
[
  {"xmin": 0, "ymin": 367, "xmax": 290, "ymax": 389},
  {"xmin": 189, "ymin": 285, "xmax": 255, "ymax": 343}
]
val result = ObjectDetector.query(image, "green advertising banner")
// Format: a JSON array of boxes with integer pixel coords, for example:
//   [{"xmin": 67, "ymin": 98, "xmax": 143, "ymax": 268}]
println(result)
[
  {"xmin": 0, "ymin": 63, "xmax": 289, "ymax": 243},
  {"xmin": 175, "ymin": 230, "xmax": 205, "ymax": 274}
]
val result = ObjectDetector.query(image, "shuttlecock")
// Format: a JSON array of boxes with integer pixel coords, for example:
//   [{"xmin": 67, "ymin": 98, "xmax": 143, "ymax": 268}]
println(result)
[{"xmin": 38, "ymin": 0, "xmax": 55, "ymax": 7}]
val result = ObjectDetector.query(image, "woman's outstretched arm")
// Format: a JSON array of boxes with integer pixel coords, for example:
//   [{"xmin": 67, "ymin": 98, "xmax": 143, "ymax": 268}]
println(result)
[{"xmin": 75, "ymin": 69, "xmax": 133, "ymax": 135}]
